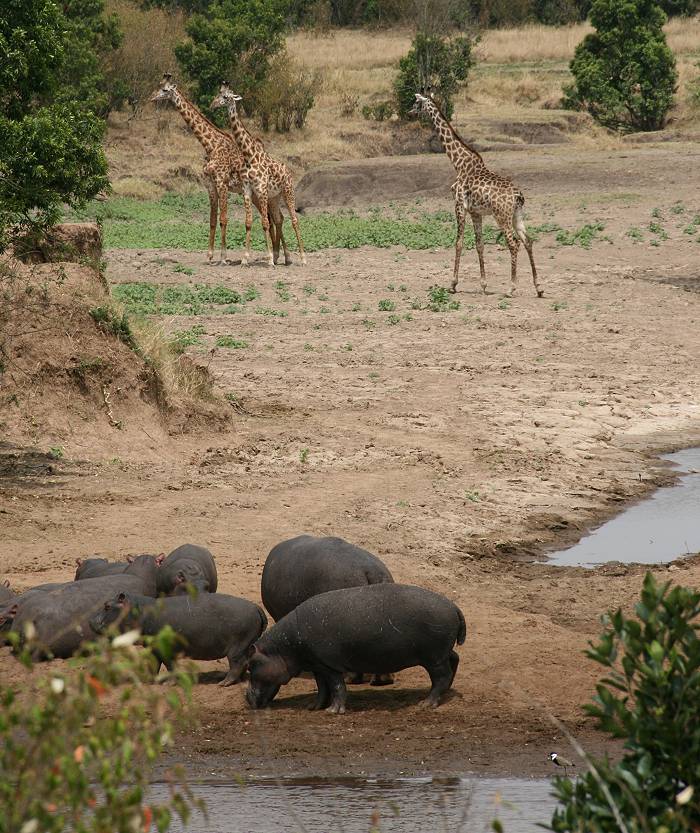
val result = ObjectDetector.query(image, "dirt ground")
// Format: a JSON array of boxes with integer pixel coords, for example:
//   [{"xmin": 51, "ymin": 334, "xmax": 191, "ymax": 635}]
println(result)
[{"xmin": 1, "ymin": 140, "xmax": 700, "ymax": 780}]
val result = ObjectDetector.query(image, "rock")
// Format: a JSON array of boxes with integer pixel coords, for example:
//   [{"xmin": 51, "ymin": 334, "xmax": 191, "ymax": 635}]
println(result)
[{"xmin": 14, "ymin": 223, "xmax": 103, "ymax": 267}]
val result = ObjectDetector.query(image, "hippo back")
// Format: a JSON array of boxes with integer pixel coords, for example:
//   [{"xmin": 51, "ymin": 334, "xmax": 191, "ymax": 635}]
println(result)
[
  {"xmin": 75, "ymin": 557, "xmax": 130, "ymax": 581},
  {"xmin": 261, "ymin": 535, "xmax": 394, "ymax": 621}
]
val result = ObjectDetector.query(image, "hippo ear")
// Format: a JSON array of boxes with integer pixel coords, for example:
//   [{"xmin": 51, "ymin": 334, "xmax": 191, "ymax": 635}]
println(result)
[
  {"xmin": 126, "ymin": 555, "xmax": 134, "ymax": 564},
  {"xmin": 246, "ymin": 643, "xmax": 258, "ymax": 658},
  {"xmin": 75, "ymin": 558, "xmax": 82, "ymax": 567},
  {"xmin": 2, "ymin": 579, "xmax": 9, "ymax": 588},
  {"xmin": 7, "ymin": 604, "xmax": 18, "ymax": 618},
  {"xmin": 155, "ymin": 553, "xmax": 165, "ymax": 566}
]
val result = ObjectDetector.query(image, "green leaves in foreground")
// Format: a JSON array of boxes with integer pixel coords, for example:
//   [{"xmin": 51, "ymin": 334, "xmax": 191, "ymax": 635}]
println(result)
[
  {"xmin": 550, "ymin": 573, "xmax": 700, "ymax": 833},
  {"xmin": 0, "ymin": 628, "xmax": 203, "ymax": 833}
]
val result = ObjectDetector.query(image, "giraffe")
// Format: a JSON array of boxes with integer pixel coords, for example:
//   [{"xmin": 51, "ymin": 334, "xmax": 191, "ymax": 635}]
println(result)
[
  {"xmin": 411, "ymin": 93, "xmax": 542, "ymax": 298},
  {"xmin": 210, "ymin": 83, "xmax": 306, "ymax": 268},
  {"xmin": 149, "ymin": 74, "xmax": 289, "ymax": 265}
]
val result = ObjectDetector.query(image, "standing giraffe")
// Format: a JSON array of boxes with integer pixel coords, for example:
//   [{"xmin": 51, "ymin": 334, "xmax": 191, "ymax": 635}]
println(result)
[
  {"xmin": 149, "ymin": 74, "xmax": 289, "ymax": 265},
  {"xmin": 411, "ymin": 94, "xmax": 542, "ymax": 298},
  {"xmin": 211, "ymin": 83, "xmax": 306, "ymax": 267}
]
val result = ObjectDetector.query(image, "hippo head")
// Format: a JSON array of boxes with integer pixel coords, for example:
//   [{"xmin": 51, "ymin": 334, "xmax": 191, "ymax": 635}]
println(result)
[
  {"xmin": 245, "ymin": 645, "xmax": 292, "ymax": 709},
  {"xmin": 171, "ymin": 562, "xmax": 210, "ymax": 595},
  {"xmin": 0, "ymin": 603, "xmax": 18, "ymax": 632},
  {"xmin": 90, "ymin": 592, "xmax": 133, "ymax": 634}
]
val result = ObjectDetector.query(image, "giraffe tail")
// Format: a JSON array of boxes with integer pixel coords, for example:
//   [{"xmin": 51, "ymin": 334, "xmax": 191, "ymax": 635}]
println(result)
[{"xmin": 516, "ymin": 191, "xmax": 525, "ymax": 208}]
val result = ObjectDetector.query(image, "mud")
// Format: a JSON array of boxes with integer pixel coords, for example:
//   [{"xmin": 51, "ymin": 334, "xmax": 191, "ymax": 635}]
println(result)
[{"xmin": 1, "ymin": 141, "xmax": 699, "ymax": 778}]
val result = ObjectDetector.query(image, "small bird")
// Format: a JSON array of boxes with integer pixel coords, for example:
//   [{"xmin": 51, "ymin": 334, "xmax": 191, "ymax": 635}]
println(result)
[{"xmin": 549, "ymin": 752, "xmax": 576, "ymax": 777}]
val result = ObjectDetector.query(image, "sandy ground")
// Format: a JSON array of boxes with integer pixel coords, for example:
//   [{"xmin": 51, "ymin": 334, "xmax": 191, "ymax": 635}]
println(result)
[{"xmin": 1, "ymin": 140, "xmax": 700, "ymax": 779}]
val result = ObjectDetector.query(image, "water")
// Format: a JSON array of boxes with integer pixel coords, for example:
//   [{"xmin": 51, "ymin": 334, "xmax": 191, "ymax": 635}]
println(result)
[
  {"xmin": 549, "ymin": 447, "xmax": 700, "ymax": 568},
  {"xmin": 152, "ymin": 775, "xmax": 556, "ymax": 833}
]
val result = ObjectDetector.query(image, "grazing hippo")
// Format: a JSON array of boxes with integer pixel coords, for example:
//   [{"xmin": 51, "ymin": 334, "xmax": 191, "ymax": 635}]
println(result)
[
  {"xmin": 246, "ymin": 583, "xmax": 466, "ymax": 714},
  {"xmin": 0, "ymin": 580, "xmax": 15, "ymax": 604},
  {"xmin": 157, "ymin": 544, "xmax": 217, "ymax": 596},
  {"xmin": 91, "ymin": 591, "xmax": 267, "ymax": 684},
  {"xmin": 10, "ymin": 554, "xmax": 160, "ymax": 659},
  {"xmin": 262, "ymin": 535, "xmax": 395, "ymax": 686}
]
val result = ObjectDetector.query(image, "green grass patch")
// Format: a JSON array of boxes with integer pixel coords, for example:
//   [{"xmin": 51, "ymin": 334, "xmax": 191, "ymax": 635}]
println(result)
[
  {"xmin": 215, "ymin": 336, "xmax": 248, "ymax": 349},
  {"xmin": 112, "ymin": 282, "xmax": 242, "ymax": 316}
]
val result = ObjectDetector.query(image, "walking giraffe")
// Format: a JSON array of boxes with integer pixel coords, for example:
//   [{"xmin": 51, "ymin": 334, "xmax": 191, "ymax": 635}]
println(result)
[
  {"xmin": 411, "ymin": 93, "xmax": 543, "ymax": 298},
  {"xmin": 150, "ymin": 74, "xmax": 289, "ymax": 265},
  {"xmin": 211, "ymin": 83, "xmax": 306, "ymax": 267}
]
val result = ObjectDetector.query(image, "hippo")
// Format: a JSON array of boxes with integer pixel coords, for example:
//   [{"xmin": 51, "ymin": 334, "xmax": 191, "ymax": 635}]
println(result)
[
  {"xmin": 0, "ymin": 580, "xmax": 15, "ymax": 604},
  {"xmin": 262, "ymin": 535, "xmax": 395, "ymax": 686},
  {"xmin": 90, "ymin": 591, "xmax": 267, "ymax": 684},
  {"xmin": 10, "ymin": 554, "xmax": 160, "ymax": 659},
  {"xmin": 74, "ymin": 556, "xmax": 129, "ymax": 580},
  {"xmin": 246, "ymin": 583, "xmax": 466, "ymax": 714},
  {"xmin": 261, "ymin": 535, "xmax": 394, "ymax": 621},
  {"xmin": 157, "ymin": 544, "xmax": 217, "ymax": 596}
]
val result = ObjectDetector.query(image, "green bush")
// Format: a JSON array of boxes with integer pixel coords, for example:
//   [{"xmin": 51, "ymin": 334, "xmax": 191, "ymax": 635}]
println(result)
[
  {"xmin": 362, "ymin": 101, "xmax": 395, "ymax": 121},
  {"xmin": 564, "ymin": 0, "xmax": 678, "ymax": 132},
  {"xmin": 394, "ymin": 32, "xmax": 475, "ymax": 121},
  {"xmin": 551, "ymin": 573, "xmax": 700, "ymax": 833},
  {"xmin": 255, "ymin": 50, "xmax": 320, "ymax": 132},
  {"xmin": 175, "ymin": 0, "xmax": 288, "ymax": 119}
]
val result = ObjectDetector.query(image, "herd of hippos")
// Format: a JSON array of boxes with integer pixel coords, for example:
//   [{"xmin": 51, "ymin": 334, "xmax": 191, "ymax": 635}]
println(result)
[{"xmin": 0, "ymin": 535, "xmax": 466, "ymax": 714}]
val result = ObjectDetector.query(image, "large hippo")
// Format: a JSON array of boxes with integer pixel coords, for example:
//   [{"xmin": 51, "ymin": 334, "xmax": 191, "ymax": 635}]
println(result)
[
  {"xmin": 91, "ymin": 591, "xmax": 267, "ymax": 685},
  {"xmin": 261, "ymin": 535, "xmax": 394, "ymax": 621},
  {"xmin": 10, "ymin": 554, "xmax": 160, "ymax": 659},
  {"xmin": 246, "ymin": 583, "xmax": 466, "ymax": 714},
  {"xmin": 157, "ymin": 544, "xmax": 217, "ymax": 596}
]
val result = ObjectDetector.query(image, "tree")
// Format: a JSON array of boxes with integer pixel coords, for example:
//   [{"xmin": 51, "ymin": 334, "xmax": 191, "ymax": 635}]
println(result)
[
  {"xmin": 551, "ymin": 574, "xmax": 700, "ymax": 833},
  {"xmin": 394, "ymin": 32, "xmax": 475, "ymax": 121},
  {"xmin": 0, "ymin": 0, "xmax": 109, "ymax": 252},
  {"xmin": 563, "ymin": 0, "xmax": 678, "ymax": 132},
  {"xmin": 175, "ymin": 0, "xmax": 288, "ymax": 119},
  {"xmin": 0, "ymin": 626, "xmax": 202, "ymax": 833}
]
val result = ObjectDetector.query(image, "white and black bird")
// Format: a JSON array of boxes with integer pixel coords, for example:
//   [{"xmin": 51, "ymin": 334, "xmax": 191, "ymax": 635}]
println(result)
[{"xmin": 549, "ymin": 752, "xmax": 576, "ymax": 777}]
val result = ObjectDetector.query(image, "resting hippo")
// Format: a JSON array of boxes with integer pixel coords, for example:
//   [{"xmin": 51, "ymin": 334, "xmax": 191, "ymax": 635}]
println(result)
[
  {"xmin": 157, "ymin": 544, "xmax": 217, "ymax": 596},
  {"xmin": 10, "ymin": 554, "xmax": 160, "ymax": 659},
  {"xmin": 261, "ymin": 535, "xmax": 394, "ymax": 621},
  {"xmin": 246, "ymin": 584, "xmax": 466, "ymax": 714},
  {"xmin": 75, "ymin": 557, "xmax": 129, "ymax": 580},
  {"xmin": 0, "ymin": 580, "xmax": 15, "ymax": 604},
  {"xmin": 91, "ymin": 591, "xmax": 267, "ymax": 684}
]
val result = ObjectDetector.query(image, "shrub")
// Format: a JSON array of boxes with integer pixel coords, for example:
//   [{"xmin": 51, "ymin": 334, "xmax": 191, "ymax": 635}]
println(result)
[
  {"xmin": 563, "ymin": 0, "xmax": 678, "ymax": 132},
  {"xmin": 255, "ymin": 50, "xmax": 320, "ymax": 132},
  {"xmin": 394, "ymin": 32, "xmax": 476, "ymax": 121},
  {"xmin": 362, "ymin": 100, "xmax": 395, "ymax": 121},
  {"xmin": 551, "ymin": 573, "xmax": 700, "ymax": 833},
  {"xmin": 175, "ymin": 0, "xmax": 288, "ymax": 119},
  {"xmin": 1, "ymin": 627, "xmax": 201, "ymax": 833}
]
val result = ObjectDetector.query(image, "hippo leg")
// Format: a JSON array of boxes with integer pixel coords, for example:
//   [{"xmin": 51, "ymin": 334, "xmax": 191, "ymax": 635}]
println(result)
[
  {"xmin": 219, "ymin": 652, "xmax": 247, "ymax": 687},
  {"xmin": 309, "ymin": 671, "xmax": 332, "ymax": 710},
  {"xmin": 420, "ymin": 658, "xmax": 455, "ymax": 709},
  {"xmin": 370, "ymin": 673, "xmax": 394, "ymax": 686},
  {"xmin": 324, "ymin": 671, "xmax": 347, "ymax": 715}
]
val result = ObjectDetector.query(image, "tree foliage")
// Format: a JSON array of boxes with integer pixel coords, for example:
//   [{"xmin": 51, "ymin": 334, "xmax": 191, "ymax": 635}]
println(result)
[
  {"xmin": 175, "ymin": 0, "xmax": 288, "ymax": 119},
  {"xmin": 0, "ymin": 626, "xmax": 202, "ymax": 833},
  {"xmin": 551, "ymin": 574, "xmax": 700, "ymax": 833},
  {"xmin": 0, "ymin": 0, "xmax": 109, "ymax": 252},
  {"xmin": 394, "ymin": 32, "xmax": 475, "ymax": 121},
  {"xmin": 564, "ymin": 0, "xmax": 678, "ymax": 132}
]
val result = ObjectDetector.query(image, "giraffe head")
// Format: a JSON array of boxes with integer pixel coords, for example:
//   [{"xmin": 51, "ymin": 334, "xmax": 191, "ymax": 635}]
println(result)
[
  {"xmin": 409, "ymin": 92, "xmax": 435, "ymax": 117},
  {"xmin": 211, "ymin": 82, "xmax": 241, "ymax": 113},
  {"xmin": 150, "ymin": 72, "xmax": 178, "ymax": 105}
]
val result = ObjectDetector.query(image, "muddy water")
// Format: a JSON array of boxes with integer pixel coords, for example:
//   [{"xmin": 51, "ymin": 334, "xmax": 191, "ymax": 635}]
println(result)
[
  {"xmin": 153, "ymin": 776, "xmax": 556, "ymax": 833},
  {"xmin": 549, "ymin": 448, "xmax": 700, "ymax": 568}
]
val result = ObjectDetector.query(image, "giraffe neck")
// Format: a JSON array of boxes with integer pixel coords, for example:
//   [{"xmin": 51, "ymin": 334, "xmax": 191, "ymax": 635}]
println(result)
[
  {"xmin": 225, "ymin": 104, "xmax": 258, "ymax": 162},
  {"xmin": 171, "ymin": 89, "xmax": 221, "ymax": 156},
  {"xmin": 426, "ymin": 102, "xmax": 482, "ymax": 174}
]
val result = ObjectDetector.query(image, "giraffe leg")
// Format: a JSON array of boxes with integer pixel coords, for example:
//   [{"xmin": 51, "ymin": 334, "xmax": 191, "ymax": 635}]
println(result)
[
  {"xmin": 271, "ymin": 198, "xmax": 291, "ymax": 265},
  {"xmin": 282, "ymin": 184, "xmax": 306, "ymax": 266},
  {"xmin": 205, "ymin": 179, "xmax": 218, "ymax": 264},
  {"xmin": 514, "ymin": 206, "xmax": 543, "ymax": 297},
  {"xmin": 451, "ymin": 199, "xmax": 467, "ymax": 293},
  {"xmin": 258, "ymin": 191, "xmax": 275, "ymax": 267},
  {"xmin": 218, "ymin": 184, "xmax": 229, "ymax": 265},
  {"xmin": 242, "ymin": 182, "xmax": 253, "ymax": 266},
  {"xmin": 501, "ymin": 227, "xmax": 520, "ymax": 297},
  {"xmin": 471, "ymin": 212, "xmax": 487, "ymax": 294}
]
